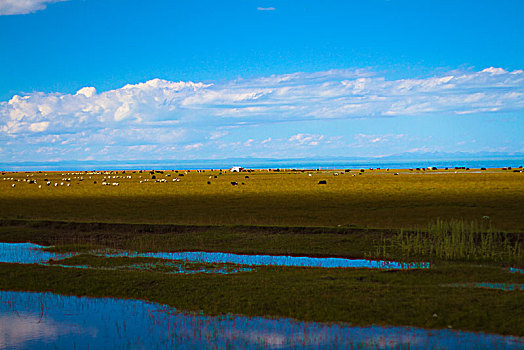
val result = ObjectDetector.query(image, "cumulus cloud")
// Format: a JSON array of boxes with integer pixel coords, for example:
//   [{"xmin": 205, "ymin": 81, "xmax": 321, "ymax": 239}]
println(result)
[
  {"xmin": 257, "ymin": 7, "xmax": 275, "ymax": 11},
  {"xmin": 0, "ymin": 0, "xmax": 68, "ymax": 15},
  {"xmin": 1, "ymin": 67, "xmax": 523, "ymax": 161}
]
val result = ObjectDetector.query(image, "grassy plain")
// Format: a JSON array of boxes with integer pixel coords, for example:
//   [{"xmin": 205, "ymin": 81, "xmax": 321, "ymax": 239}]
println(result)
[
  {"xmin": 0, "ymin": 168, "xmax": 523, "ymax": 230},
  {"xmin": 1, "ymin": 168, "xmax": 524, "ymax": 336}
]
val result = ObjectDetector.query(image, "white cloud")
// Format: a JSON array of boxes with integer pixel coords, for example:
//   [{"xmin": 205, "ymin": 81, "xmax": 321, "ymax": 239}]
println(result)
[
  {"xmin": 28, "ymin": 121, "xmax": 49, "ymax": 132},
  {"xmin": 0, "ymin": 0, "xmax": 68, "ymax": 15},
  {"xmin": 76, "ymin": 86, "xmax": 96, "ymax": 98},
  {"xmin": 257, "ymin": 7, "xmax": 275, "ymax": 11},
  {"xmin": 289, "ymin": 133, "xmax": 325, "ymax": 146},
  {"xmin": 1, "ymin": 67, "xmax": 523, "ymax": 161},
  {"xmin": 184, "ymin": 143, "xmax": 203, "ymax": 151}
]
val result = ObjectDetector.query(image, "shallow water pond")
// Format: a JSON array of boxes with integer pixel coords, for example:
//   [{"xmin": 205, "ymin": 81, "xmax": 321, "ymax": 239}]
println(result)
[
  {"xmin": 1, "ymin": 290, "xmax": 522, "ymax": 349},
  {"xmin": 0, "ymin": 242, "xmax": 430, "ymax": 270},
  {"xmin": 446, "ymin": 282, "xmax": 524, "ymax": 292},
  {"xmin": 0, "ymin": 242, "xmax": 74, "ymax": 264}
]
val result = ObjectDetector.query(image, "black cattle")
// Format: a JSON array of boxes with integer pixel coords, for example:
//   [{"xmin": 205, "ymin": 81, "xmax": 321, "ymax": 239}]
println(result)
[
  {"xmin": 318, "ymin": 180, "xmax": 327, "ymax": 185},
  {"xmin": 207, "ymin": 181, "xmax": 211, "ymax": 184},
  {"xmin": 231, "ymin": 182, "xmax": 238, "ymax": 186},
  {"xmin": 245, "ymin": 176, "xmax": 249, "ymax": 179}
]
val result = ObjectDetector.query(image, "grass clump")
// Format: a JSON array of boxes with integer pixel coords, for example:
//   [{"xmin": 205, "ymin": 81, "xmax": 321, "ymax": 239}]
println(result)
[{"xmin": 381, "ymin": 219, "xmax": 523, "ymax": 263}]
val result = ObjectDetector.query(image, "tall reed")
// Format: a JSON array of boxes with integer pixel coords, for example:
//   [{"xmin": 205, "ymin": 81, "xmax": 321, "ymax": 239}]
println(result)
[{"xmin": 380, "ymin": 219, "xmax": 522, "ymax": 263}]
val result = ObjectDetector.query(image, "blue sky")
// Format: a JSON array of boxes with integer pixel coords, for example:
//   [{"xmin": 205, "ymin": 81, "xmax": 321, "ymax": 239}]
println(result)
[{"xmin": 1, "ymin": 0, "xmax": 523, "ymax": 162}]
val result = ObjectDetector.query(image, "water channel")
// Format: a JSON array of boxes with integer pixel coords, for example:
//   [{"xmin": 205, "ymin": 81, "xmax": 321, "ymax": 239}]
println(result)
[{"xmin": 0, "ymin": 242, "xmax": 429, "ymax": 270}]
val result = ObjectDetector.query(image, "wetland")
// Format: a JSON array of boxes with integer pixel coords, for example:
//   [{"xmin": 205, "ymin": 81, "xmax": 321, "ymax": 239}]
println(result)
[{"xmin": 0, "ymin": 167, "xmax": 523, "ymax": 347}]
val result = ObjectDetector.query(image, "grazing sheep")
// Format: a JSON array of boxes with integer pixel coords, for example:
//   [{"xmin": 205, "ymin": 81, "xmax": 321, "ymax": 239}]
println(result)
[{"xmin": 11, "ymin": 184, "xmax": 15, "ymax": 188}]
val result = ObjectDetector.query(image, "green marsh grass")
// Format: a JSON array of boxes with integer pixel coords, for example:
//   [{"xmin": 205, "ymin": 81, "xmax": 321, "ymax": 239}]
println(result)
[{"xmin": 377, "ymin": 219, "xmax": 523, "ymax": 264}]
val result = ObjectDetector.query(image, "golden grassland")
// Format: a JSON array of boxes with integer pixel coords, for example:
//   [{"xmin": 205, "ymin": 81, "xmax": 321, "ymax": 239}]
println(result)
[{"xmin": 1, "ymin": 168, "xmax": 523, "ymax": 230}]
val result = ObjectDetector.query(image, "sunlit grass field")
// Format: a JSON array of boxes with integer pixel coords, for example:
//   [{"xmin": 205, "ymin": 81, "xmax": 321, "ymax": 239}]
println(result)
[{"xmin": 1, "ymin": 168, "xmax": 523, "ymax": 230}]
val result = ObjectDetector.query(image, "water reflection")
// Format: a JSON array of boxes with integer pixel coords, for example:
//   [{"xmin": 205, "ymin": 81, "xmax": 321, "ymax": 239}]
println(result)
[
  {"xmin": 0, "ymin": 242, "xmax": 429, "ymax": 270},
  {"xmin": 474, "ymin": 283, "xmax": 524, "ymax": 291},
  {"xmin": 107, "ymin": 251, "xmax": 430, "ymax": 270},
  {"xmin": 0, "ymin": 243, "xmax": 73, "ymax": 264},
  {"xmin": 1, "ymin": 290, "xmax": 522, "ymax": 349},
  {"xmin": 445, "ymin": 283, "xmax": 524, "ymax": 292}
]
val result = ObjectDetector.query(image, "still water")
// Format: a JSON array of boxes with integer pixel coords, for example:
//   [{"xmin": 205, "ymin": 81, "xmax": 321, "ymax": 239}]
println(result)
[
  {"xmin": 109, "ymin": 251, "xmax": 430, "ymax": 269},
  {"xmin": 0, "ymin": 243, "xmax": 73, "ymax": 264},
  {"xmin": 1, "ymin": 290, "xmax": 523, "ymax": 350},
  {"xmin": 0, "ymin": 242, "xmax": 429, "ymax": 270}
]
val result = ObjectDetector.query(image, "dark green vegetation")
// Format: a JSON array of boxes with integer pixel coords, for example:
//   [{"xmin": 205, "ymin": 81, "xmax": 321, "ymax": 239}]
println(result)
[
  {"xmin": 0, "ymin": 219, "xmax": 386, "ymax": 258},
  {"xmin": 1, "ymin": 219, "xmax": 522, "ymax": 264},
  {"xmin": 1, "ymin": 261, "xmax": 523, "ymax": 336}
]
